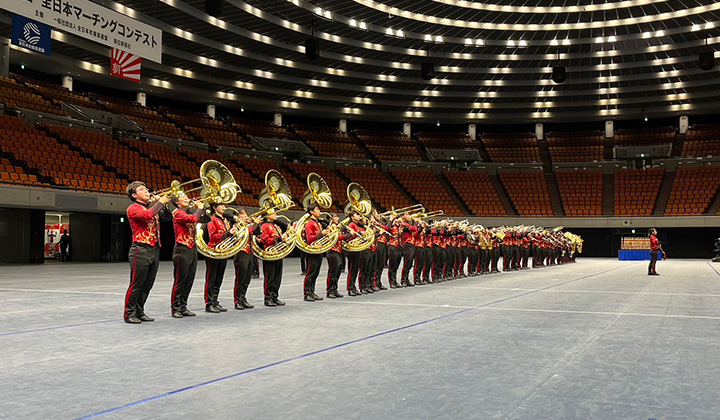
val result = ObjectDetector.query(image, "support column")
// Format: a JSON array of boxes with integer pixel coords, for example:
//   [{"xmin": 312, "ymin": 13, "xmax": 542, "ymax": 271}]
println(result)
[
  {"xmin": 274, "ymin": 113, "xmax": 282, "ymax": 126},
  {"xmin": 403, "ymin": 122, "xmax": 411, "ymax": 138},
  {"xmin": 339, "ymin": 119, "xmax": 347, "ymax": 133},
  {"xmin": 206, "ymin": 104, "xmax": 216, "ymax": 119},
  {"xmin": 605, "ymin": 120, "xmax": 614, "ymax": 138},
  {"xmin": 535, "ymin": 123, "xmax": 544, "ymax": 140},
  {"xmin": 136, "ymin": 92, "xmax": 146, "ymax": 106},
  {"xmin": 679, "ymin": 115, "xmax": 688, "ymax": 134},
  {"xmin": 468, "ymin": 124, "xmax": 476, "ymax": 140},
  {"xmin": 61, "ymin": 75, "xmax": 73, "ymax": 91}
]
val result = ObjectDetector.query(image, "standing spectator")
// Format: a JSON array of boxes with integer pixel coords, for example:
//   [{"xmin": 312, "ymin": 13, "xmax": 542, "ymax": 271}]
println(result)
[{"xmin": 59, "ymin": 229, "xmax": 72, "ymax": 262}]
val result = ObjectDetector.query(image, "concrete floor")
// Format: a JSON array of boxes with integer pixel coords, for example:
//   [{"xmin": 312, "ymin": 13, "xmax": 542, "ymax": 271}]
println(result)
[{"xmin": 1, "ymin": 258, "xmax": 720, "ymax": 420}]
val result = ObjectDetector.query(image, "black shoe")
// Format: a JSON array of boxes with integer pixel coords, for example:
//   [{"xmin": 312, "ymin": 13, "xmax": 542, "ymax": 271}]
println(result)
[
  {"xmin": 181, "ymin": 309, "xmax": 196, "ymax": 317},
  {"xmin": 264, "ymin": 299, "xmax": 277, "ymax": 307},
  {"xmin": 360, "ymin": 288, "xmax": 368, "ymax": 294},
  {"xmin": 215, "ymin": 304, "xmax": 228, "ymax": 312},
  {"xmin": 274, "ymin": 299, "xmax": 286, "ymax": 306},
  {"xmin": 348, "ymin": 289, "xmax": 360, "ymax": 296},
  {"xmin": 234, "ymin": 303, "xmax": 245, "ymax": 310},
  {"xmin": 333, "ymin": 291, "xmax": 344, "ymax": 298},
  {"xmin": 138, "ymin": 314, "xmax": 154, "ymax": 322},
  {"xmin": 366, "ymin": 288, "xmax": 374, "ymax": 293},
  {"xmin": 172, "ymin": 312, "xmax": 183, "ymax": 318},
  {"xmin": 311, "ymin": 293, "xmax": 323, "ymax": 301},
  {"xmin": 389, "ymin": 282, "xmax": 397, "ymax": 289},
  {"xmin": 205, "ymin": 305, "xmax": 220, "ymax": 313},
  {"xmin": 406, "ymin": 282, "xmax": 415, "ymax": 287},
  {"xmin": 649, "ymin": 272, "xmax": 660, "ymax": 276},
  {"xmin": 304, "ymin": 295, "xmax": 315, "ymax": 302},
  {"xmin": 124, "ymin": 316, "xmax": 141, "ymax": 324},
  {"xmin": 241, "ymin": 300, "xmax": 254, "ymax": 309},
  {"xmin": 372, "ymin": 286, "xmax": 380, "ymax": 292},
  {"xmin": 327, "ymin": 293, "xmax": 336, "ymax": 299}
]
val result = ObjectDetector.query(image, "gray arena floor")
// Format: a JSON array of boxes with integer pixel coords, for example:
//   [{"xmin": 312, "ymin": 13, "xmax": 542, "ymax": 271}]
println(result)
[{"xmin": 1, "ymin": 257, "xmax": 720, "ymax": 420}]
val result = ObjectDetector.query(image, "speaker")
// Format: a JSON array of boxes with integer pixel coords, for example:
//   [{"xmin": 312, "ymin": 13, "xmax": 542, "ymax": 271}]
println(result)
[
  {"xmin": 551, "ymin": 66, "xmax": 566, "ymax": 83},
  {"xmin": 205, "ymin": 0, "xmax": 223, "ymax": 17},
  {"xmin": 421, "ymin": 62, "xmax": 435, "ymax": 80},
  {"xmin": 305, "ymin": 38, "xmax": 320, "ymax": 59},
  {"xmin": 699, "ymin": 51, "xmax": 715, "ymax": 71}
]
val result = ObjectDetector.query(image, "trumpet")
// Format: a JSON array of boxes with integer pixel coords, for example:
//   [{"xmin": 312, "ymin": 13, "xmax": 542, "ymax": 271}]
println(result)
[{"xmin": 379, "ymin": 203, "xmax": 424, "ymax": 218}]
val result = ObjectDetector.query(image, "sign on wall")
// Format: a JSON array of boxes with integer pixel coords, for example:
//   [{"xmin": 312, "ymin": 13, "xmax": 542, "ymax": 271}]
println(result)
[
  {"xmin": 4, "ymin": 0, "xmax": 162, "ymax": 63},
  {"xmin": 11, "ymin": 13, "xmax": 51, "ymax": 56},
  {"xmin": 111, "ymin": 48, "xmax": 141, "ymax": 83}
]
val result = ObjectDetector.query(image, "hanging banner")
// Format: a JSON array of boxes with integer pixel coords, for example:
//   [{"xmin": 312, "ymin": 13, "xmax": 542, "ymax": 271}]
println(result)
[
  {"xmin": 11, "ymin": 13, "xmax": 52, "ymax": 56},
  {"xmin": 111, "ymin": 48, "xmax": 141, "ymax": 83},
  {"xmin": 4, "ymin": 0, "xmax": 162, "ymax": 63}
]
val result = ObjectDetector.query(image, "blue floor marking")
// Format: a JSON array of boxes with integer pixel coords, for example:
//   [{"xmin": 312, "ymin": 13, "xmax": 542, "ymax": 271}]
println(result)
[{"xmin": 72, "ymin": 264, "xmax": 627, "ymax": 419}]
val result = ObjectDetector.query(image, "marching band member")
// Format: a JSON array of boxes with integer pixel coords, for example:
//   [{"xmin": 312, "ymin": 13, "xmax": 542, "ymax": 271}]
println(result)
[
  {"xmin": 430, "ymin": 221, "xmax": 443, "ymax": 282},
  {"xmin": 326, "ymin": 214, "xmax": 351, "ymax": 298},
  {"xmin": 372, "ymin": 209, "xmax": 390, "ymax": 291},
  {"xmin": 303, "ymin": 203, "xmax": 329, "ymax": 301},
  {"xmin": 421, "ymin": 221, "xmax": 433, "ymax": 284},
  {"xmin": 386, "ymin": 217, "xmax": 403, "ymax": 288},
  {"xmin": 260, "ymin": 211, "xmax": 288, "ymax": 306},
  {"xmin": 233, "ymin": 209, "xmax": 260, "ymax": 310},
  {"xmin": 170, "ymin": 194, "xmax": 205, "ymax": 318},
  {"xmin": 490, "ymin": 228, "xmax": 502, "ymax": 273},
  {"xmin": 204, "ymin": 202, "xmax": 235, "ymax": 313},
  {"xmin": 399, "ymin": 213, "xmax": 417, "ymax": 287},
  {"xmin": 413, "ymin": 218, "xmax": 427, "ymax": 285},
  {"xmin": 123, "ymin": 181, "xmax": 170, "ymax": 324},
  {"xmin": 345, "ymin": 210, "xmax": 368, "ymax": 295}
]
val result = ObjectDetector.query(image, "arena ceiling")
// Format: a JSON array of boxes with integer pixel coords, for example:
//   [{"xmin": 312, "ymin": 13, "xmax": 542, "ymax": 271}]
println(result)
[{"xmin": 3, "ymin": 0, "xmax": 720, "ymax": 123}]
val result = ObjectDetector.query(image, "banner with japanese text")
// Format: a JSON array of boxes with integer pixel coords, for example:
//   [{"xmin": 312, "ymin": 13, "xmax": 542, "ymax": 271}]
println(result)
[
  {"xmin": 3, "ymin": 0, "xmax": 162, "ymax": 63},
  {"xmin": 11, "ymin": 13, "xmax": 51, "ymax": 56},
  {"xmin": 111, "ymin": 48, "xmax": 141, "ymax": 83}
]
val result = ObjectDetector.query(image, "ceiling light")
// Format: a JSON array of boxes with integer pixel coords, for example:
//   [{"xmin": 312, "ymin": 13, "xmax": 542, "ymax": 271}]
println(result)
[
  {"xmin": 476, "ymin": 39, "xmax": 485, "ymax": 46},
  {"xmin": 595, "ymin": 37, "xmax": 604, "ymax": 43},
  {"xmin": 349, "ymin": 19, "xmax": 357, "ymax": 27},
  {"xmin": 562, "ymin": 38, "xmax": 570, "ymax": 46},
  {"xmin": 425, "ymin": 34, "xmax": 433, "ymax": 42},
  {"xmin": 359, "ymin": 21, "xmax": 367, "ymax": 30},
  {"xmin": 608, "ymin": 35, "xmax": 616, "ymax": 42},
  {"xmin": 655, "ymin": 30, "xmax": 664, "ymax": 37},
  {"xmin": 435, "ymin": 35, "xmax": 444, "ymax": 43},
  {"xmin": 550, "ymin": 39, "xmax": 558, "ymax": 46},
  {"xmin": 642, "ymin": 32, "xmax": 651, "ymax": 39},
  {"xmin": 692, "ymin": 24, "xmax": 701, "ymax": 31},
  {"xmin": 706, "ymin": 22, "xmax": 715, "ymax": 29},
  {"xmin": 465, "ymin": 38, "xmax": 473, "ymax": 46},
  {"xmin": 386, "ymin": 27, "xmax": 394, "ymax": 36},
  {"xmin": 508, "ymin": 40, "xmax": 515, "ymax": 47},
  {"xmin": 396, "ymin": 29, "xmax": 404, "ymax": 38}
]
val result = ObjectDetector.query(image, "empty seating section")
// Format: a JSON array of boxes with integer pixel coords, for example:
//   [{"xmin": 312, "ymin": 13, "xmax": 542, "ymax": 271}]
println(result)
[
  {"xmin": 614, "ymin": 168, "xmax": 665, "ymax": 216},
  {"xmin": 547, "ymin": 131, "xmax": 605, "ymax": 162},
  {"xmin": 355, "ymin": 130, "xmax": 424, "ymax": 162},
  {"xmin": 499, "ymin": 171, "xmax": 554, "ymax": 216},
  {"xmin": 89, "ymin": 93, "xmax": 193, "ymax": 141},
  {"xmin": 178, "ymin": 150, "xmax": 256, "ymax": 206},
  {"xmin": 481, "ymin": 133, "xmax": 541, "ymax": 163},
  {"xmin": 40, "ymin": 123, "xmax": 174, "ymax": 192},
  {"xmin": 294, "ymin": 125, "xmax": 368, "ymax": 159},
  {"xmin": 0, "ymin": 76, "xmax": 66, "ymax": 116},
  {"xmin": 556, "ymin": 170, "xmax": 603, "ymax": 217},
  {"xmin": 443, "ymin": 171, "xmax": 506, "ymax": 216},
  {"xmin": 0, "ymin": 157, "xmax": 45, "ymax": 186},
  {"xmin": 681, "ymin": 124, "xmax": 720, "ymax": 157},
  {"xmin": 337, "ymin": 167, "xmax": 412, "ymax": 212},
  {"xmin": 664, "ymin": 166, "xmax": 720, "ymax": 215},
  {"xmin": 0, "ymin": 115, "xmax": 121, "ymax": 192},
  {"xmin": 417, "ymin": 132, "xmax": 477, "ymax": 149},
  {"xmin": 614, "ymin": 126, "xmax": 676, "ymax": 146},
  {"xmin": 284, "ymin": 162, "xmax": 345, "ymax": 212},
  {"xmin": 13, "ymin": 74, "xmax": 105, "ymax": 111},
  {"xmin": 161, "ymin": 107, "xmax": 253, "ymax": 150},
  {"xmin": 228, "ymin": 117, "xmax": 296, "ymax": 140},
  {"xmin": 125, "ymin": 138, "xmax": 197, "ymax": 184},
  {"xmin": 391, "ymin": 169, "xmax": 463, "ymax": 216}
]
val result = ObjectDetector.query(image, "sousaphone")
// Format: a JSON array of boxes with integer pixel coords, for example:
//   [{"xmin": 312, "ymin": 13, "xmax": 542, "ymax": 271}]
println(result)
[
  {"xmin": 252, "ymin": 170, "xmax": 297, "ymax": 261},
  {"xmin": 341, "ymin": 182, "xmax": 376, "ymax": 252},
  {"xmin": 294, "ymin": 173, "xmax": 337, "ymax": 254}
]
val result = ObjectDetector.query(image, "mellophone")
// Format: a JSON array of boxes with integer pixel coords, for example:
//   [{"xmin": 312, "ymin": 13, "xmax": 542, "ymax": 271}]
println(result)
[{"xmin": 149, "ymin": 159, "xmax": 584, "ymax": 261}]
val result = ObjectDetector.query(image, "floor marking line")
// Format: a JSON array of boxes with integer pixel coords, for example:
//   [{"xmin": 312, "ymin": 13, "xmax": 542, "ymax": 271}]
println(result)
[{"xmin": 73, "ymin": 264, "xmax": 627, "ymax": 419}]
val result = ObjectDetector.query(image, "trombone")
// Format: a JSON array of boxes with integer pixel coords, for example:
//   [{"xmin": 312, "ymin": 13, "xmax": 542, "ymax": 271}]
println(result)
[{"xmin": 379, "ymin": 203, "xmax": 424, "ymax": 218}]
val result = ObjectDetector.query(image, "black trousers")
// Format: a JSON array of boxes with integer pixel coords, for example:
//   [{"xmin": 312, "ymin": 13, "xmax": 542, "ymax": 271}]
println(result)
[
  {"xmin": 304, "ymin": 253, "xmax": 323, "ymax": 295},
  {"xmin": 387, "ymin": 245, "xmax": 402, "ymax": 285},
  {"xmin": 205, "ymin": 257, "xmax": 228, "ymax": 306},
  {"xmin": 125, "ymin": 243, "xmax": 160, "ymax": 319},
  {"xmin": 263, "ymin": 259, "xmax": 283, "ymax": 299},
  {"xmin": 481, "ymin": 249, "xmax": 491, "ymax": 273},
  {"xmin": 432, "ymin": 246, "xmax": 442, "ymax": 280},
  {"xmin": 233, "ymin": 251, "xmax": 253, "ymax": 304},
  {"xmin": 502, "ymin": 245, "xmax": 512, "ymax": 270},
  {"xmin": 422, "ymin": 247, "xmax": 433, "ymax": 281},
  {"xmin": 171, "ymin": 244, "xmax": 197, "ymax": 313},
  {"xmin": 360, "ymin": 250, "xmax": 374, "ymax": 290},
  {"xmin": 401, "ymin": 244, "xmax": 416, "ymax": 283},
  {"xmin": 491, "ymin": 247, "xmax": 501, "ymax": 271},
  {"xmin": 413, "ymin": 246, "xmax": 426, "ymax": 282},
  {"xmin": 374, "ymin": 242, "xmax": 387, "ymax": 287},
  {"xmin": 299, "ymin": 251, "xmax": 308, "ymax": 274},
  {"xmin": 346, "ymin": 251, "xmax": 360, "ymax": 291},
  {"xmin": 649, "ymin": 249, "xmax": 659, "ymax": 273},
  {"xmin": 326, "ymin": 250, "xmax": 342, "ymax": 293}
]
